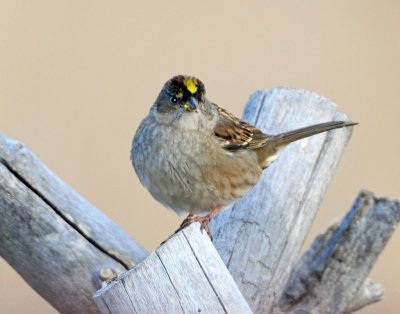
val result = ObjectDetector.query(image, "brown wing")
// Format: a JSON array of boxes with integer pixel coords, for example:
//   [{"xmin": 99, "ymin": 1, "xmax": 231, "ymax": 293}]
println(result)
[{"xmin": 214, "ymin": 106, "xmax": 271, "ymax": 151}]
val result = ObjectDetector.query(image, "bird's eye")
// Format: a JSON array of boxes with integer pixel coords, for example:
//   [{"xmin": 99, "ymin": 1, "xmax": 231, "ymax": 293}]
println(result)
[{"xmin": 170, "ymin": 96, "xmax": 178, "ymax": 104}]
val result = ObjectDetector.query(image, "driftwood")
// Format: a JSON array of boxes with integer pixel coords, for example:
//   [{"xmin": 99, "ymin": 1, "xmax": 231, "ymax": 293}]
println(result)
[
  {"xmin": 0, "ymin": 133, "xmax": 147, "ymax": 313},
  {"xmin": 94, "ymin": 190, "xmax": 399, "ymax": 314},
  {"xmin": 1, "ymin": 87, "xmax": 399, "ymax": 313}
]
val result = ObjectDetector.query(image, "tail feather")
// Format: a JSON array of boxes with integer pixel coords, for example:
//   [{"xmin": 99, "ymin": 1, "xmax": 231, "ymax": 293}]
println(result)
[
  {"xmin": 269, "ymin": 121, "xmax": 357, "ymax": 146},
  {"xmin": 256, "ymin": 120, "xmax": 357, "ymax": 169}
]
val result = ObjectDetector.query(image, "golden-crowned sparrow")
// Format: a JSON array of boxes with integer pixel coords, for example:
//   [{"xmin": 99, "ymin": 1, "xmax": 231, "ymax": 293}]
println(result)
[{"xmin": 131, "ymin": 75, "xmax": 356, "ymax": 237}]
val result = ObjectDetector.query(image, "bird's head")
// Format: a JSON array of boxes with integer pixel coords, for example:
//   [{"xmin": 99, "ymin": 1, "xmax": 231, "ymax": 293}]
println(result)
[{"xmin": 154, "ymin": 75, "xmax": 206, "ymax": 116}]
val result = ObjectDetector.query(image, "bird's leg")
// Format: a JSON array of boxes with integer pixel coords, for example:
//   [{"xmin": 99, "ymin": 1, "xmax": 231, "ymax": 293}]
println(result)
[
  {"xmin": 192, "ymin": 206, "xmax": 220, "ymax": 241},
  {"xmin": 199, "ymin": 206, "xmax": 220, "ymax": 235}
]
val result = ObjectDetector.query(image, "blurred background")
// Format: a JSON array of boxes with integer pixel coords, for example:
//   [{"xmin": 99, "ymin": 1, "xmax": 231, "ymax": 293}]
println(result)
[{"xmin": 1, "ymin": 1, "xmax": 399, "ymax": 313}]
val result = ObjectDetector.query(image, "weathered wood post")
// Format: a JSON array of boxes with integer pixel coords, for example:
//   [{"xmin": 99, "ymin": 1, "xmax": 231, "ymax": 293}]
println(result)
[{"xmin": 94, "ymin": 192, "xmax": 399, "ymax": 314}]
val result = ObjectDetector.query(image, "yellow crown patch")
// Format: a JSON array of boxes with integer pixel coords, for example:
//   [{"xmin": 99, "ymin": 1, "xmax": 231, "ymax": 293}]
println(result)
[{"xmin": 183, "ymin": 77, "xmax": 198, "ymax": 94}]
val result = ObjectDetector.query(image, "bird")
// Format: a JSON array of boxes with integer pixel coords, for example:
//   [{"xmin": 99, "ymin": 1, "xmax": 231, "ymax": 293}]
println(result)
[{"xmin": 130, "ymin": 75, "xmax": 356, "ymax": 239}]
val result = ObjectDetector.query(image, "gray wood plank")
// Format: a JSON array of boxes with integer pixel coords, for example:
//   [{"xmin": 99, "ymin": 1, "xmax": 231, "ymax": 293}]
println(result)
[{"xmin": 210, "ymin": 87, "xmax": 355, "ymax": 313}]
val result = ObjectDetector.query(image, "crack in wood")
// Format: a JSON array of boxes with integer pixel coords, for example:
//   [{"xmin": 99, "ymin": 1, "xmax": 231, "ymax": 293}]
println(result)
[
  {"xmin": 155, "ymin": 251, "xmax": 186, "ymax": 314},
  {"xmin": 267, "ymin": 126, "xmax": 330, "ymax": 306},
  {"xmin": 0, "ymin": 157, "xmax": 132, "ymax": 270},
  {"xmin": 182, "ymin": 231, "xmax": 229, "ymax": 314},
  {"xmin": 121, "ymin": 277, "xmax": 139, "ymax": 313}
]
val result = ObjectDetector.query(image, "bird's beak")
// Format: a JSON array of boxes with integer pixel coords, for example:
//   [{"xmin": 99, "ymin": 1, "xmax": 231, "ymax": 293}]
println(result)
[{"xmin": 184, "ymin": 98, "xmax": 198, "ymax": 112}]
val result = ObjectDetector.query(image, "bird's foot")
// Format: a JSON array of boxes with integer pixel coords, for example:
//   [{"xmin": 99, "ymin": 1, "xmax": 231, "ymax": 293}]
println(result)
[
  {"xmin": 160, "ymin": 213, "xmax": 215, "ymax": 246},
  {"xmin": 176, "ymin": 214, "xmax": 213, "ymax": 240},
  {"xmin": 160, "ymin": 207, "xmax": 220, "ymax": 246}
]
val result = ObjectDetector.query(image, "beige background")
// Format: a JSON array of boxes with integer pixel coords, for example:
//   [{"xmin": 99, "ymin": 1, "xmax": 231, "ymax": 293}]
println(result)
[{"xmin": 1, "ymin": 1, "xmax": 399, "ymax": 313}]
